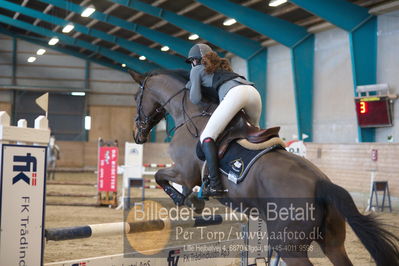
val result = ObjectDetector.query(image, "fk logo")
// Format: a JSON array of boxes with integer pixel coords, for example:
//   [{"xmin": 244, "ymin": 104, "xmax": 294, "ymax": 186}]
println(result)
[
  {"xmin": 12, "ymin": 153, "xmax": 37, "ymax": 185},
  {"xmin": 167, "ymin": 249, "xmax": 180, "ymax": 266}
]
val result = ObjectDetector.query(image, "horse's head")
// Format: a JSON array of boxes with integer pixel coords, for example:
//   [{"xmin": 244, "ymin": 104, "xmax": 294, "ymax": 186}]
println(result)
[{"xmin": 129, "ymin": 70, "xmax": 166, "ymax": 144}]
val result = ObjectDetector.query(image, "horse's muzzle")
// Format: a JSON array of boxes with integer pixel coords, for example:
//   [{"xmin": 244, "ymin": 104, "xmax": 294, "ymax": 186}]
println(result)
[{"xmin": 133, "ymin": 129, "xmax": 147, "ymax": 144}]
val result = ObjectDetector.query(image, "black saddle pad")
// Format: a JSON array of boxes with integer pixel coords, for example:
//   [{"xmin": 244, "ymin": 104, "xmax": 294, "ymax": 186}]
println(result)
[{"xmin": 219, "ymin": 141, "xmax": 282, "ymax": 184}]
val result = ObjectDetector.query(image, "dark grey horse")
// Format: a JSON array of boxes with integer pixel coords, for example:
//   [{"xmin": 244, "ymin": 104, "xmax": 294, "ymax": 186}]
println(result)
[{"xmin": 129, "ymin": 69, "xmax": 398, "ymax": 266}]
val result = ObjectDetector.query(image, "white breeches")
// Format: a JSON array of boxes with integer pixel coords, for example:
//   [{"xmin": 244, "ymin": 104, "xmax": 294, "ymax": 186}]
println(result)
[{"xmin": 200, "ymin": 85, "xmax": 262, "ymax": 143}]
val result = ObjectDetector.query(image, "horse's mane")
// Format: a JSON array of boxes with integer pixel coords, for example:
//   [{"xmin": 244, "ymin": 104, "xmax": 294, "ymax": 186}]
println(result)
[{"xmin": 147, "ymin": 69, "xmax": 189, "ymax": 84}]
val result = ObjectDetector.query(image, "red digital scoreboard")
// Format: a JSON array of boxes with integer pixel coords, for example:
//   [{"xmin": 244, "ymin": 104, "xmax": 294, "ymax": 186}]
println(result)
[{"xmin": 354, "ymin": 96, "xmax": 393, "ymax": 127}]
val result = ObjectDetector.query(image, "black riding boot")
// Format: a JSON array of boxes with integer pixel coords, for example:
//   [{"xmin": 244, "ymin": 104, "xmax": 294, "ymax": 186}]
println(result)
[{"xmin": 202, "ymin": 138, "xmax": 226, "ymax": 197}]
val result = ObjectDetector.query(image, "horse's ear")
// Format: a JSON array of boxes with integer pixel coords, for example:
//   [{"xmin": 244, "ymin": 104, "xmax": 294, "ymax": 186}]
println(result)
[{"xmin": 128, "ymin": 69, "xmax": 145, "ymax": 84}]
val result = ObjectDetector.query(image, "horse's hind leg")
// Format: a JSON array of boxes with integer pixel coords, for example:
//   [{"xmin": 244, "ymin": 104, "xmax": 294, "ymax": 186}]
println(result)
[
  {"xmin": 317, "ymin": 206, "xmax": 353, "ymax": 266},
  {"xmin": 319, "ymin": 244, "xmax": 352, "ymax": 266}
]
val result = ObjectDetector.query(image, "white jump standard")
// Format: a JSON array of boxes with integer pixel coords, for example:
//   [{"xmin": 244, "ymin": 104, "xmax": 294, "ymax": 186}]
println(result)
[
  {"xmin": 122, "ymin": 142, "xmax": 179, "ymax": 209},
  {"xmin": 0, "ymin": 112, "xmax": 50, "ymax": 266}
]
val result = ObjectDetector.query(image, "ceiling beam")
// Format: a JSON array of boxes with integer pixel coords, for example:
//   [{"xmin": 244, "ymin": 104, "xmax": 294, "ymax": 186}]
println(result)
[
  {"xmin": 105, "ymin": 0, "xmax": 168, "ymax": 52},
  {"xmin": 33, "ymin": 4, "xmax": 53, "ymax": 26},
  {"xmin": 0, "ymin": 13, "xmax": 158, "ymax": 73},
  {"xmin": 2, "ymin": 0, "xmax": 186, "ymax": 69},
  {"xmin": 126, "ymin": 1, "xmax": 202, "ymax": 54},
  {"xmin": 198, "ymin": 0, "xmax": 308, "ymax": 47},
  {"xmin": 38, "ymin": 0, "xmax": 192, "ymax": 57},
  {"xmin": 0, "ymin": 26, "xmax": 125, "ymax": 73},
  {"xmin": 289, "ymin": 0, "xmax": 370, "ymax": 32},
  {"xmin": 12, "ymin": 0, "xmax": 29, "ymax": 20},
  {"xmin": 147, "ymin": 0, "xmax": 285, "ymax": 49},
  {"xmin": 111, "ymin": 0, "xmax": 263, "ymax": 58},
  {"xmin": 107, "ymin": 0, "xmax": 168, "ymax": 42},
  {"xmin": 73, "ymin": 3, "xmax": 119, "ymax": 39}
]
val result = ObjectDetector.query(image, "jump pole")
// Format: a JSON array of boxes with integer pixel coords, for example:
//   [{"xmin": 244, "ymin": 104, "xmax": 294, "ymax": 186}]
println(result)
[
  {"xmin": 44, "ymin": 214, "xmax": 251, "ymax": 266},
  {"xmin": 45, "ymin": 213, "xmax": 248, "ymax": 241}
]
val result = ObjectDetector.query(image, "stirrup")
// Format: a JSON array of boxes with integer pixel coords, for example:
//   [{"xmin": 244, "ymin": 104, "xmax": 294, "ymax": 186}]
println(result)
[
  {"xmin": 198, "ymin": 182, "xmax": 209, "ymax": 200},
  {"xmin": 203, "ymin": 186, "xmax": 228, "ymax": 197}
]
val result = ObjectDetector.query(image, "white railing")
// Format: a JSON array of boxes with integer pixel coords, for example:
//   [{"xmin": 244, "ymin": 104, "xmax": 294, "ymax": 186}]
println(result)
[{"xmin": 0, "ymin": 111, "xmax": 50, "ymax": 145}]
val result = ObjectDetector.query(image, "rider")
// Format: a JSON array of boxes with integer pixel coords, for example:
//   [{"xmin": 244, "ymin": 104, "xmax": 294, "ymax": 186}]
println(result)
[{"xmin": 185, "ymin": 43, "xmax": 262, "ymax": 196}]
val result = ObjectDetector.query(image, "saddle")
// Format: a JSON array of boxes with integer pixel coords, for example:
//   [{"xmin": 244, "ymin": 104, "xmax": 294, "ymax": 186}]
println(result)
[
  {"xmin": 216, "ymin": 111, "xmax": 281, "ymax": 158},
  {"xmin": 195, "ymin": 110, "xmax": 284, "ymax": 184}
]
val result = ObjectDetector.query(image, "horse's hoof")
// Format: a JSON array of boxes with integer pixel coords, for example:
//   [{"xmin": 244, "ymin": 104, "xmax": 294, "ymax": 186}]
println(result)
[
  {"xmin": 173, "ymin": 192, "xmax": 185, "ymax": 206},
  {"xmin": 185, "ymin": 194, "xmax": 205, "ymax": 214},
  {"xmin": 173, "ymin": 194, "xmax": 185, "ymax": 206}
]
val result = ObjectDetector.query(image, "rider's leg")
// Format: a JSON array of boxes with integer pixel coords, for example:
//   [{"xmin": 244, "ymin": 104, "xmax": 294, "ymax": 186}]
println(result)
[
  {"xmin": 200, "ymin": 85, "xmax": 251, "ymax": 141},
  {"xmin": 242, "ymin": 85, "xmax": 262, "ymax": 128},
  {"xmin": 200, "ymin": 85, "xmax": 254, "ymax": 195},
  {"xmin": 201, "ymin": 137, "xmax": 224, "ymax": 195}
]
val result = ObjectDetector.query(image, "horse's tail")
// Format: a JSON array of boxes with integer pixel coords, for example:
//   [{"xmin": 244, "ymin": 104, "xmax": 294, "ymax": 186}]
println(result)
[{"xmin": 315, "ymin": 179, "xmax": 399, "ymax": 266}]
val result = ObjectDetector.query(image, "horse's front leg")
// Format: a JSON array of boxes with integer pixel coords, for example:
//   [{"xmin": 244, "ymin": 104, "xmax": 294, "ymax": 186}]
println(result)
[{"xmin": 155, "ymin": 167, "xmax": 191, "ymax": 206}]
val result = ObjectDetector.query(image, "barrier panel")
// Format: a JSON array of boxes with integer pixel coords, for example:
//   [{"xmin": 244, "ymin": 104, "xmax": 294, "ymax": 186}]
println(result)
[
  {"xmin": 0, "ymin": 111, "xmax": 50, "ymax": 266},
  {"xmin": 97, "ymin": 138, "xmax": 118, "ymax": 207}
]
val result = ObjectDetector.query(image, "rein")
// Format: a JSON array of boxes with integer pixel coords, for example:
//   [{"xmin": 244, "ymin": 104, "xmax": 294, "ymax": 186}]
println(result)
[{"xmin": 167, "ymin": 93, "xmax": 213, "ymax": 138}]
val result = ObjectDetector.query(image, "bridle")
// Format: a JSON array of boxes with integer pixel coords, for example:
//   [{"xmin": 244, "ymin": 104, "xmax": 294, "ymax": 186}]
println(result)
[
  {"xmin": 134, "ymin": 72, "xmax": 212, "ymax": 142},
  {"xmin": 134, "ymin": 74, "xmax": 166, "ymax": 142}
]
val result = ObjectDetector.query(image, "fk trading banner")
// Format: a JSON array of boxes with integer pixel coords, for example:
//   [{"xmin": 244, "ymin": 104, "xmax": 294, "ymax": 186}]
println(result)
[
  {"xmin": 0, "ymin": 144, "xmax": 47, "ymax": 266},
  {"xmin": 97, "ymin": 146, "xmax": 118, "ymax": 192}
]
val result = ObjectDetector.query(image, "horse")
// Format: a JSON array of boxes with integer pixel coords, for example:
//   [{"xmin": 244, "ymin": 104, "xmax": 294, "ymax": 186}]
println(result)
[
  {"xmin": 47, "ymin": 135, "xmax": 60, "ymax": 180},
  {"xmin": 128, "ymin": 69, "xmax": 399, "ymax": 266}
]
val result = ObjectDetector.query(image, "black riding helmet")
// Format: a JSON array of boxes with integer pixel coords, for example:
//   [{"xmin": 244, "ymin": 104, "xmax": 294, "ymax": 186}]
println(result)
[{"xmin": 185, "ymin": 43, "xmax": 213, "ymax": 64}]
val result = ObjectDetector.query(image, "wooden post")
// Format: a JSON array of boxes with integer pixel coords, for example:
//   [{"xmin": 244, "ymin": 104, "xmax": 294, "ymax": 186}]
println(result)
[
  {"xmin": 0, "ymin": 112, "xmax": 10, "ymax": 144},
  {"xmin": 17, "ymin": 119, "xmax": 27, "ymax": 145}
]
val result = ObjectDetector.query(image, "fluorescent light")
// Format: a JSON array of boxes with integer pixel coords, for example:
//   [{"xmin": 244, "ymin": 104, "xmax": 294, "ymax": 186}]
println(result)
[
  {"xmin": 161, "ymin": 45, "xmax": 170, "ymax": 52},
  {"xmin": 36, "ymin": 49, "xmax": 46, "ymax": 55},
  {"xmin": 62, "ymin": 23, "xmax": 74, "ymax": 33},
  {"xmin": 223, "ymin": 18, "xmax": 236, "ymax": 26},
  {"xmin": 269, "ymin": 0, "xmax": 287, "ymax": 7},
  {"xmin": 84, "ymin": 116, "xmax": 91, "ymax": 130},
  {"xmin": 139, "ymin": 55, "xmax": 146, "ymax": 61},
  {"xmin": 71, "ymin": 92, "xmax": 86, "ymax": 96},
  {"xmin": 188, "ymin": 34, "xmax": 199, "ymax": 40},
  {"xmin": 81, "ymin": 5, "xmax": 95, "ymax": 17},
  {"xmin": 121, "ymin": 63, "xmax": 126, "ymax": 67},
  {"xmin": 48, "ymin": 37, "xmax": 59, "ymax": 45},
  {"xmin": 27, "ymin": 56, "xmax": 36, "ymax": 63}
]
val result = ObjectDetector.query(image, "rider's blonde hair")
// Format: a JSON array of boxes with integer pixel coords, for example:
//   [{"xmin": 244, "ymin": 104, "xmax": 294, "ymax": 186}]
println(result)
[{"xmin": 201, "ymin": 51, "xmax": 232, "ymax": 74}]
